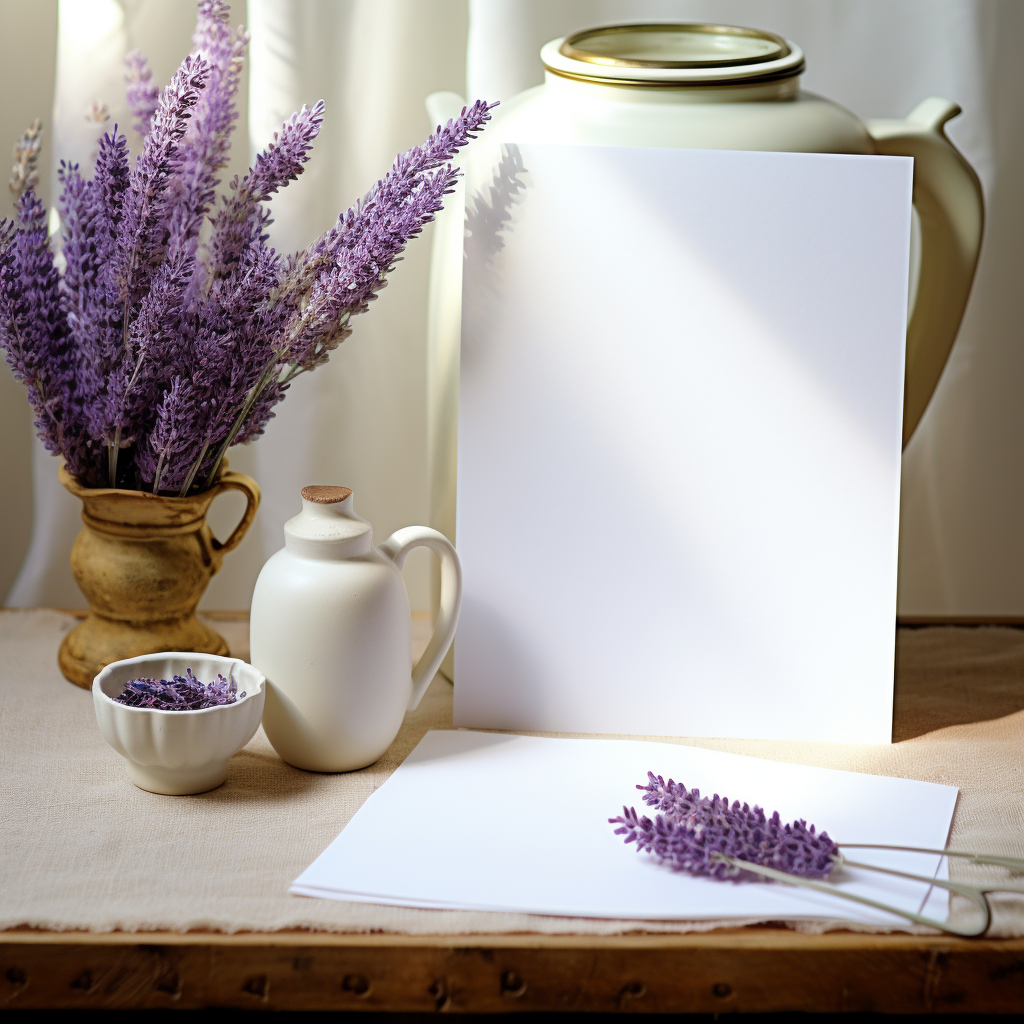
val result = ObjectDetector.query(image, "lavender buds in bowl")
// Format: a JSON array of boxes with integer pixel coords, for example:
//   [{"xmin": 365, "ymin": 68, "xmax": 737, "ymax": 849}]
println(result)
[
  {"xmin": 93, "ymin": 653, "xmax": 265, "ymax": 794},
  {"xmin": 113, "ymin": 668, "xmax": 243, "ymax": 710}
]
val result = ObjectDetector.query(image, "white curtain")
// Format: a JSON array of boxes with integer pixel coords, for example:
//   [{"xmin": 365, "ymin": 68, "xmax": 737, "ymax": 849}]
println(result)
[{"xmin": 5, "ymin": 0, "xmax": 1024, "ymax": 615}]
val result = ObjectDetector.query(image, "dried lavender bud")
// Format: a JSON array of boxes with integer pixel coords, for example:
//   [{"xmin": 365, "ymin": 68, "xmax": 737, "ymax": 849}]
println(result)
[
  {"xmin": 9, "ymin": 119, "xmax": 42, "ymax": 197},
  {"xmin": 610, "ymin": 772, "xmax": 839, "ymax": 881},
  {"xmin": 125, "ymin": 51, "xmax": 161, "ymax": 137},
  {"xmin": 85, "ymin": 102, "xmax": 111, "ymax": 125},
  {"xmin": 113, "ymin": 667, "xmax": 245, "ymax": 710}
]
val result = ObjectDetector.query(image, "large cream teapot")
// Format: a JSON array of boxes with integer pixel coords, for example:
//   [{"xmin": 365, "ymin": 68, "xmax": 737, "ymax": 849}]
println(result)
[{"xmin": 425, "ymin": 22, "xmax": 983, "ymax": 672}]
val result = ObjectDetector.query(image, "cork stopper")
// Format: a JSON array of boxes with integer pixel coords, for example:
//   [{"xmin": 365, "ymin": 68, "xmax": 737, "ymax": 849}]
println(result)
[{"xmin": 301, "ymin": 485, "xmax": 353, "ymax": 505}]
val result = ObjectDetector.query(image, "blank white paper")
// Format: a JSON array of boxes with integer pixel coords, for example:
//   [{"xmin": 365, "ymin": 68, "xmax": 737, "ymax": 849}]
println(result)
[
  {"xmin": 455, "ymin": 144, "xmax": 912, "ymax": 743},
  {"xmin": 292, "ymin": 731, "xmax": 957, "ymax": 924}
]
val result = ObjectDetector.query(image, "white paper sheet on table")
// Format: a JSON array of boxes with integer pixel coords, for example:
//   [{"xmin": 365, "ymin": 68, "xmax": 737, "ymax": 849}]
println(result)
[
  {"xmin": 292, "ymin": 731, "xmax": 957, "ymax": 925},
  {"xmin": 455, "ymin": 143, "xmax": 913, "ymax": 744}
]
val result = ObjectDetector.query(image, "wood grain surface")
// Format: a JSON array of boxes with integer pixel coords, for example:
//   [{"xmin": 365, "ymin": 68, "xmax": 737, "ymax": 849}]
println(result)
[{"xmin": 4, "ymin": 930, "xmax": 1024, "ymax": 1013}]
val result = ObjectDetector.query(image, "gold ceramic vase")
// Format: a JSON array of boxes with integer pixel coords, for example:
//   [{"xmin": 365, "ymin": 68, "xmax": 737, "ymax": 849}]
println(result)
[{"xmin": 56, "ymin": 461, "xmax": 261, "ymax": 688}]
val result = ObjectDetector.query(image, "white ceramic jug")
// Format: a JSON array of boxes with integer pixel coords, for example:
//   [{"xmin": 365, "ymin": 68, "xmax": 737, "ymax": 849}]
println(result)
[
  {"xmin": 425, "ymin": 22, "xmax": 985, "ymax": 680},
  {"xmin": 250, "ymin": 486, "xmax": 462, "ymax": 772}
]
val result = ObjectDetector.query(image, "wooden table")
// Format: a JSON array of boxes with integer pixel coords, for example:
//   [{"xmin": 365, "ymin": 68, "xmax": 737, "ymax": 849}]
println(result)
[
  {"xmin": 4, "ymin": 928, "xmax": 1024, "ymax": 1013},
  {"xmin": 4, "ymin": 615, "xmax": 1024, "ymax": 1014}
]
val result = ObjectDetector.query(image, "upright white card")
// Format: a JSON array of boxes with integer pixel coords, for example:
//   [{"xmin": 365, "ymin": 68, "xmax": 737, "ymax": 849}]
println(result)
[{"xmin": 456, "ymin": 144, "xmax": 912, "ymax": 743}]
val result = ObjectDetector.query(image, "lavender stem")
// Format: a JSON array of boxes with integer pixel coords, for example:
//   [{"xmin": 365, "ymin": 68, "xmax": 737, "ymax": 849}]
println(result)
[
  {"xmin": 152, "ymin": 451, "xmax": 166, "ymax": 493},
  {"xmin": 177, "ymin": 439, "xmax": 209, "ymax": 497},
  {"xmin": 108, "ymin": 429, "xmax": 120, "ymax": 487},
  {"xmin": 838, "ymin": 844, "xmax": 1024, "ymax": 871},
  {"xmin": 717, "ymin": 854, "xmax": 992, "ymax": 938},
  {"xmin": 201, "ymin": 356, "xmax": 278, "ymax": 489}
]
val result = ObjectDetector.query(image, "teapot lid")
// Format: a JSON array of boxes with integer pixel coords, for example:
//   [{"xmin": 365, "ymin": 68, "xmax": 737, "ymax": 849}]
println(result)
[{"xmin": 542, "ymin": 23, "xmax": 804, "ymax": 87}]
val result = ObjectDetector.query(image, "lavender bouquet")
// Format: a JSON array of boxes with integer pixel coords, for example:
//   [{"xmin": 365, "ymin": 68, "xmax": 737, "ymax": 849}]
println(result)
[{"xmin": 0, "ymin": 0, "xmax": 491, "ymax": 494}]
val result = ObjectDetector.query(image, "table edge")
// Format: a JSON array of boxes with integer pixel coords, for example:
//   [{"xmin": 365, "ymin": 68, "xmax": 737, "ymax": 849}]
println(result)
[{"xmin": 4, "ymin": 927, "xmax": 1023, "ymax": 951}]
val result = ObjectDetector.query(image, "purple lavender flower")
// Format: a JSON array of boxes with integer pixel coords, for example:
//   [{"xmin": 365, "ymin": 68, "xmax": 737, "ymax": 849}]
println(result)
[
  {"xmin": 190, "ymin": 101, "xmax": 493, "ymax": 491},
  {"xmin": 60, "ymin": 130, "xmax": 133, "ymax": 470},
  {"xmin": 111, "ymin": 248, "xmax": 196, "ymax": 451},
  {"xmin": 114, "ymin": 667, "xmax": 244, "ymax": 709},
  {"xmin": 610, "ymin": 772, "xmax": 839, "ymax": 881},
  {"xmin": 198, "ymin": 100, "xmax": 496, "ymax": 483},
  {"xmin": 0, "ymin": 184, "xmax": 94, "ymax": 480},
  {"xmin": 283, "ymin": 163, "xmax": 458, "ymax": 374},
  {"xmin": 125, "ymin": 51, "xmax": 161, "ymax": 137},
  {"xmin": 0, "ymin": 0, "xmax": 493, "ymax": 495},
  {"xmin": 278, "ymin": 99, "xmax": 494, "ymax": 318},
  {"xmin": 166, "ymin": 0, "xmax": 249, "ymax": 260},
  {"xmin": 111, "ymin": 54, "xmax": 209, "ymax": 316},
  {"xmin": 136, "ymin": 376, "xmax": 194, "ymax": 492},
  {"xmin": 205, "ymin": 100, "xmax": 324, "ymax": 286},
  {"xmin": 101, "ymin": 54, "xmax": 207, "ymax": 483}
]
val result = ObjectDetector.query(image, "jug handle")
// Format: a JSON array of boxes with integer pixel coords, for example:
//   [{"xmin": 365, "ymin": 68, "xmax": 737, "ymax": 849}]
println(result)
[
  {"xmin": 207, "ymin": 471, "xmax": 262, "ymax": 555},
  {"xmin": 866, "ymin": 98, "xmax": 984, "ymax": 447},
  {"xmin": 379, "ymin": 526, "xmax": 463, "ymax": 711}
]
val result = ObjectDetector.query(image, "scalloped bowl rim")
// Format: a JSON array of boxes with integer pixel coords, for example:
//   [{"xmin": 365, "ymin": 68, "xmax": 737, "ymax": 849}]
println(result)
[{"xmin": 93, "ymin": 651, "xmax": 266, "ymax": 712}]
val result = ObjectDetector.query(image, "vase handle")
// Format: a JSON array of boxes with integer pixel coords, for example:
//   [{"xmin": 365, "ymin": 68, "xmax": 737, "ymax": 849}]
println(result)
[
  {"xmin": 209, "ymin": 471, "xmax": 262, "ymax": 555},
  {"xmin": 379, "ymin": 526, "xmax": 463, "ymax": 712}
]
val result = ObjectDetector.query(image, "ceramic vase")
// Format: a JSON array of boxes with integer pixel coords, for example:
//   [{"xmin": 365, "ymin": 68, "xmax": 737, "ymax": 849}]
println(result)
[
  {"xmin": 57, "ymin": 461, "xmax": 261, "ymax": 689},
  {"xmin": 250, "ymin": 485, "xmax": 462, "ymax": 772}
]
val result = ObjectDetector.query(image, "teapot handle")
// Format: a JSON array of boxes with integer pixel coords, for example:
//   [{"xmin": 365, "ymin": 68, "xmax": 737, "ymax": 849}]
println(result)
[
  {"xmin": 379, "ymin": 526, "xmax": 463, "ymax": 711},
  {"xmin": 866, "ymin": 98, "xmax": 984, "ymax": 447}
]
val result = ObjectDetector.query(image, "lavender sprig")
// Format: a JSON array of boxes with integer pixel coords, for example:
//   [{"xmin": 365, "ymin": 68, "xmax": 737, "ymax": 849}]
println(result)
[
  {"xmin": 60, "ymin": 130, "xmax": 132, "ymax": 465},
  {"xmin": 277, "ymin": 99, "xmax": 494, "ymax": 317},
  {"xmin": 125, "ymin": 52, "xmax": 161, "ymax": 138},
  {"xmin": 167, "ymin": 0, "xmax": 249, "ymax": 261},
  {"xmin": 0, "ymin": 186, "xmax": 93, "ymax": 480},
  {"xmin": 610, "ymin": 772, "xmax": 839, "ymax": 881},
  {"xmin": 136, "ymin": 376, "xmax": 196, "ymax": 492},
  {"xmin": 194, "ymin": 101, "xmax": 495, "ymax": 488},
  {"xmin": 612, "ymin": 776, "xmax": 1024, "ymax": 938},
  {"xmin": 104, "ymin": 54, "xmax": 210, "ymax": 485},
  {"xmin": 205, "ymin": 100, "xmax": 324, "ymax": 285},
  {"xmin": 112, "ymin": 248, "xmax": 196, "ymax": 449},
  {"xmin": 113, "ymin": 667, "xmax": 244, "ymax": 709},
  {"xmin": 112, "ymin": 55, "xmax": 210, "ymax": 315}
]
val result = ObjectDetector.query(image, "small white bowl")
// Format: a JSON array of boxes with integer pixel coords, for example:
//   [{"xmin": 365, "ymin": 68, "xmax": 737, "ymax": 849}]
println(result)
[{"xmin": 93, "ymin": 652, "xmax": 266, "ymax": 795}]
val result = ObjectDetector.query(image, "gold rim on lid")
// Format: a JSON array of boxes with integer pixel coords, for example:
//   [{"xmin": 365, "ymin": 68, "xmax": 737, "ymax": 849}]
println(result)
[
  {"xmin": 560, "ymin": 23, "xmax": 790, "ymax": 69},
  {"xmin": 542, "ymin": 23, "xmax": 805, "ymax": 87}
]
